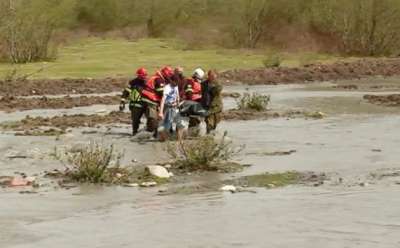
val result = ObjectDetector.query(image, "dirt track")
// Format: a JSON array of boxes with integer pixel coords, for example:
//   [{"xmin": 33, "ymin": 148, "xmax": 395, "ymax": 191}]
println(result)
[
  {"xmin": 0, "ymin": 95, "xmax": 120, "ymax": 112},
  {"xmin": 220, "ymin": 58, "xmax": 400, "ymax": 85},
  {"xmin": 363, "ymin": 94, "xmax": 400, "ymax": 106},
  {"xmin": 2, "ymin": 58, "xmax": 400, "ymax": 97}
]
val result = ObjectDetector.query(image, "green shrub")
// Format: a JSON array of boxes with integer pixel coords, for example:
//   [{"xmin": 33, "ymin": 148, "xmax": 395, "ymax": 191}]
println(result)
[
  {"xmin": 167, "ymin": 132, "xmax": 240, "ymax": 171},
  {"xmin": 64, "ymin": 142, "xmax": 123, "ymax": 183},
  {"xmin": 262, "ymin": 54, "xmax": 282, "ymax": 68},
  {"xmin": 236, "ymin": 92, "xmax": 270, "ymax": 111}
]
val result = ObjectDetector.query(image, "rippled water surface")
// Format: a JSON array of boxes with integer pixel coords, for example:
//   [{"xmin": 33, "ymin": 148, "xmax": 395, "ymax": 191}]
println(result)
[{"xmin": 1, "ymin": 81, "xmax": 400, "ymax": 248}]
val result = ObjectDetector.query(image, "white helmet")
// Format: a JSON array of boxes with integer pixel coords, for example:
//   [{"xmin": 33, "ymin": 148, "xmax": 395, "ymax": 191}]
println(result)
[{"xmin": 193, "ymin": 68, "xmax": 205, "ymax": 80}]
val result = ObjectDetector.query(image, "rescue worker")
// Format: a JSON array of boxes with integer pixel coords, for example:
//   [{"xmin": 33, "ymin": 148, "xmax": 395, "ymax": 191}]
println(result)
[
  {"xmin": 201, "ymin": 70, "xmax": 223, "ymax": 134},
  {"xmin": 141, "ymin": 66, "xmax": 174, "ymax": 136},
  {"xmin": 119, "ymin": 68, "xmax": 147, "ymax": 136},
  {"xmin": 173, "ymin": 67, "xmax": 186, "ymax": 99},
  {"xmin": 184, "ymin": 68, "xmax": 205, "ymax": 130},
  {"xmin": 184, "ymin": 68, "xmax": 204, "ymax": 102}
]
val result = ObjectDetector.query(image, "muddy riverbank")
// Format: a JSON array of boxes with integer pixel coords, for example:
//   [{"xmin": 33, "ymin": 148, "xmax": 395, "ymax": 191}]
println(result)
[
  {"xmin": 1, "ymin": 109, "xmax": 316, "ymax": 134},
  {"xmin": 0, "ymin": 93, "xmax": 239, "ymax": 113},
  {"xmin": 2, "ymin": 58, "xmax": 400, "ymax": 97},
  {"xmin": 220, "ymin": 58, "xmax": 400, "ymax": 85},
  {"xmin": 363, "ymin": 94, "xmax": 400, "ymax": 107},
  {"xmin": 0, "ymin": 95, "xmax": 120, "ymax": 112}
]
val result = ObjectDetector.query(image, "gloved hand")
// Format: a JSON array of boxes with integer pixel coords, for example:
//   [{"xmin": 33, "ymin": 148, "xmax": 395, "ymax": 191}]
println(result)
[{"xmin": 119, "ymin": 102, "xmax": 125, "ymax": 111}]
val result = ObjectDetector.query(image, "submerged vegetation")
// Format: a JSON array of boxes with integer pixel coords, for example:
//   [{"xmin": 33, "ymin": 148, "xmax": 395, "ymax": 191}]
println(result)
[
  {"xmin": 236, "ymin": 92, "xmax": 270, "ymax": 111},
  {"xmin": 231, "ymin": 172, "xmax": 301, "ymax": 188}
]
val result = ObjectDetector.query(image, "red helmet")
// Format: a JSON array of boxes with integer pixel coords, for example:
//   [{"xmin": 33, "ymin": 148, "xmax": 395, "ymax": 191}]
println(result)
[
  {"xmin": 161, "ymin": 66, "xmax": 174, "ymax": 78},
  {"xmin": 136, "ymin": 68, "xmax": 148, "ymax": 79}
]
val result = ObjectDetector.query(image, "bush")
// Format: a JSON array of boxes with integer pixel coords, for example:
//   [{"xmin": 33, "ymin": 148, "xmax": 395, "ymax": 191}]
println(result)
[
  {"xmin": 262, "ymin": 53, "xmax": 282, "ymax": 68},
  {"xmin": 0, "ymin": 0, "xmax": 76, "ymax": 63},
  {"xmin": 167, "ymin": 132, "xmax": 241, "ymax": 171},
  {"xmin": 236, "ymin": 92, "xmax": 270, "ymax": 111},
  {"xmin": 63, "ymin": 142, "xmax": 123, "ymax": 183}
]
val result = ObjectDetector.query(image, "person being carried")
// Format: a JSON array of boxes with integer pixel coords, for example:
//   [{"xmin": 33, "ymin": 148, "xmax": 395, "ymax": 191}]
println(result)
[
  {"xmin": 141, "ymin": 66, "xmax": 174, "ymax": 137},
  {"xmin": 119, "ymin": 67, "xmax": 147, "ymax": 136},
  {"xmin": 158, "ymin": 76, "xmax": 180, "ymax": 142},
  {"xmin": 201, "ymin": 70, "xmax": 223, "ymax": 134}
]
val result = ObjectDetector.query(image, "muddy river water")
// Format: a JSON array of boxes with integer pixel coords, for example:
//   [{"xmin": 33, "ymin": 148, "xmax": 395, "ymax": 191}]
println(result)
[{"xmin": 1, "ymin": 80, "xmax": 400, "ymax": 247}]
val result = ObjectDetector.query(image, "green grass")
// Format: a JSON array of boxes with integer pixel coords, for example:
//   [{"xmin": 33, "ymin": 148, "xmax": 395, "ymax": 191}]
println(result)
[{"xmin": 0, "ymin": 38, "xmax": 347, "ymax": 79}]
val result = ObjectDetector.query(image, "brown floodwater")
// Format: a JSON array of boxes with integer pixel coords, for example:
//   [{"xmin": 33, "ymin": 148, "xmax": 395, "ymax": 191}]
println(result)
[{"xmin": 1, "ymin": 79, "xmax": 400, "ymax": 248}]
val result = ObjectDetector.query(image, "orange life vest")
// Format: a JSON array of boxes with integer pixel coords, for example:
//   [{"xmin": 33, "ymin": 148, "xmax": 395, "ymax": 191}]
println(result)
[
  {"xmin": 141, "ymin": 73, "xmax": 165, "ymax": 103},
  {"xmin": 185, "ymin": 78, "xmax": 202, "ymax": 102}
]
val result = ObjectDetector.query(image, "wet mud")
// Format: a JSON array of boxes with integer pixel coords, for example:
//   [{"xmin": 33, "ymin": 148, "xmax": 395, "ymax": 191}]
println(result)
[
  {"xmin": 0, "ymin": 111, "xmax": 130, "ymax": 131},
  {"xmin": 0, "ymin": 95, "xmax": 120, "ymax": 112},
  {"xmin": 220, "ymin": 58, "xmax": 400, "ymax": 85},
  {"xmin": 0, "ymin": 77, "xmax": 128, "ymax": 97},
  {"xmin": 363, "ymin": 94, "xmax": 400, "ymax": 107},
  {"xmin": 0, "ymin": 108, "xmax": 321, "ymax": 134},
  {"xmin": 2, "ymin": 59, "xmax": 400, "ymax": 98}
]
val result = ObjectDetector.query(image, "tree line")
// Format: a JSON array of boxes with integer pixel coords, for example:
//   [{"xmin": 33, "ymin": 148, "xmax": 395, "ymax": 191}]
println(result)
[{"xmin": 1, "ymin": 0, "xmax": 400, "ymax": 63}]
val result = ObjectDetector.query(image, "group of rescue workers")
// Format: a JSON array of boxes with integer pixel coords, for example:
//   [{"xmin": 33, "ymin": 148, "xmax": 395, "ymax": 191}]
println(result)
[{"xmin": 119, "ymin": 66, "xmax": 223, "ymax": 141}]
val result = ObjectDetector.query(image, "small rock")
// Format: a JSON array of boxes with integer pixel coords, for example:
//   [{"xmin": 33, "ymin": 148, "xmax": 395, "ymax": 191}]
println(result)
[
  {"xmin": 115, "ymin": 173, "xmax": 123, "ymax": 178},
  {"xmin": 168, "ymin": 172, "xmax": 174, "ymax": 177},
  {"xmin": 164, "ymin": 164, "xmax": 172, "ymax": 169},
  {"xmin": 95, "ymin": 109, "xmax": 108, "ymax": 114},
  {"xmin": 359, "ymin": 182, "xmax": 369, "ymax": 187},
  {"xmin": 145, "ymin": 165, "xmax": 171, "ymax": 179},
  {"xmin": 140, "ymin": 181, "xmax": 157, "ymax": 187},
  {"xmin": 25, "ymin": 177, "xmax": 36, "ymax": 183},
  {"xmin": 220, "ymin": 185, "xmax": 237, "ymax": 193},
  {"xmin": 124, "ymin": 183, "xmax": 139, "ymax": 187},
  {"xmin": 267, "ymin": 184, "xmax": 276, "ymax": 188}
]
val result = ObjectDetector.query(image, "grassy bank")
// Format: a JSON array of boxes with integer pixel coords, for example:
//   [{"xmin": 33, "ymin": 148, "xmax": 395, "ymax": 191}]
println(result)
[{"xmin": 0, "ymin": 38, "xmax": 346, "ymax": 79}]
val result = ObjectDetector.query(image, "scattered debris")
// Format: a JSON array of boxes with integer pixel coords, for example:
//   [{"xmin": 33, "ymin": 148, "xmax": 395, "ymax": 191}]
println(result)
[
  {"xmin": 140, "ymin": 181, "xmax": 157, "ymax": 187},
  {"xmin": 0, "ymin": 176, "xmax": 13, "ymax": 186},
  {"xmin": 247, "ymin": 150, "xmax": 297, "ymax": 156},
  {"xmin": 9, "ymin": 177, "xmax": 35, "ymax": 187}
]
